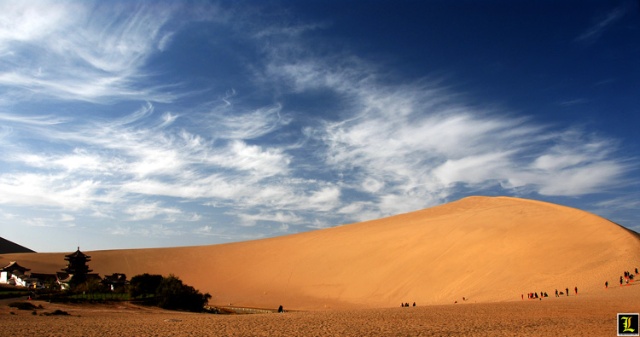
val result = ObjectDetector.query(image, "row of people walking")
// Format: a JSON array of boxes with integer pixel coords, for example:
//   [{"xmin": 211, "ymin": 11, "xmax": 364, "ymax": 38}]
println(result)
[
  {"xmin": 522, "ymin": 287, "xmax": 576, "ymax": 300},
  {"xmin": 554, "ymin": 287, "xmax": 577, "ymax": 297}
]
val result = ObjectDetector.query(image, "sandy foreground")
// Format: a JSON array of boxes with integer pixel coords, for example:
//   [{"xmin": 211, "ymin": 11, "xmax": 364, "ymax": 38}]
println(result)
[{"xmin": 1, "ymin": 284, "xmax": 638, "ymax": 337}]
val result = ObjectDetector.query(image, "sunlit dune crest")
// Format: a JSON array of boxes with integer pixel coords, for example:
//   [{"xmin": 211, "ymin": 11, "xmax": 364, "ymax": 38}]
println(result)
[{"xmin": 2, "ymin": 196, "xmax": 639, "ymax": 310}]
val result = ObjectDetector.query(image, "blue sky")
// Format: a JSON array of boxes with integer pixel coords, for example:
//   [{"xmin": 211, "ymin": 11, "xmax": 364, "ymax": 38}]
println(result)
[{"xmin": 0, "ymin": 1, "xmax": 638, "ymax": 252}]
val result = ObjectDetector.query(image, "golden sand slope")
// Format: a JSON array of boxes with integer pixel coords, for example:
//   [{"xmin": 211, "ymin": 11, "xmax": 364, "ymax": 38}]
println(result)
[{"xmin": 2, "ymin": 196, "xmax": 639, "ymax": 310}]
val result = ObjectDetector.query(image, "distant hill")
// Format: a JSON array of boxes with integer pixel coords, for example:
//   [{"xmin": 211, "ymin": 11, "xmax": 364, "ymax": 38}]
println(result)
[{"xmin": 0, "ymin": 237, "xmax": 35, "ymax": 254}]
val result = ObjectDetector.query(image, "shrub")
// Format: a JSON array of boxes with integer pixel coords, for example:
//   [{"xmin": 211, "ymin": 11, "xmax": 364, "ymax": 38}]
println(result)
[
  {"xmin": 129, "ymin": 273, "xmax": 163, "ymax": 299},
  {"xmin": 8, "ymin": 302, "xmax": 37, "ymax": 310},
  {"xmin": 43, "ymin": 309, "xmax": 70, "ymax": 316},
  {"xmin": 72, "ymin": 277, "xmax": 107, "ymax": 294},
  {"xmin": 155, "ymin": 274, "xmax": 211, "ymax": 312}
]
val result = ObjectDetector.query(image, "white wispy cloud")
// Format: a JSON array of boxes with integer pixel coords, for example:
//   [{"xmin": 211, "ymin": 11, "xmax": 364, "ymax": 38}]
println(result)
[
  {"xmin": 108, "ymin": 223, "xmax": 185, "ymax": 237},
  {"xmin": 125, "ymin": 202, "xmax": 180, "ymax": 221},
  {"xmin": 24, "ymin": 217, "xmax": 76, "ymax": 228},
  {"xmin": 575, "ymin": 4, "xmax": 629, "ymax": 43},
  {"xmin": 595, "ymin": 196, "xmax": 640, "ymax": 211},
  {"xmin": 204, "ymin": 140, "xmax": 291, "ymax": 178},
  {"xmin": 0, "ymin": 173, "xmax": 101, "ymax": 210},
  {"xmin": 0, "ymin": 112, "xmax": 68, "ymax": 125},
  {"xmin": 0, "ymin": 97, "xmax": 341, "ymax": 234},
  {"xmin": 237, "ymin": 211, "xmax": 304, "ymax": 227},
  {"xmin": 261, "ymin": 42, "xmax": 633, "ymax": 219},
  {"xmin": 11, "ymin": 149, "xmax": 115, "ymax": 173},
  {"xmin": 0, "ymin": 1, "xmax": 71, "ymax": 46},
  {"xmin": 0, "ymin": 1, "xmax": 178, "ymax": 103},
  {"xmin": 211, "ymin": 105, "xmax": 287, "ymax": 140}
]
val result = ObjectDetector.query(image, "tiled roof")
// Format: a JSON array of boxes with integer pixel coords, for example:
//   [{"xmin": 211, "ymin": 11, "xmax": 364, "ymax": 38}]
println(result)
[
  {"xmin": 64, "ymin": 247, "xmax": 91, "ymax": 259},
  {"xmin": 1, "ymin": 261, "xmax": 30, "ymax": 272}
]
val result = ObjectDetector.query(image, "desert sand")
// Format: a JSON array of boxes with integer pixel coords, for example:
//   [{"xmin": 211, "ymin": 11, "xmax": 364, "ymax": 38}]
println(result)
[
  {"xmin": 1, "ymin": 284, "xmax": 638, "ymax": 336},
  {"xmin": 2, "ymin": 196, "xmax": 638, "ymax": 311},
  {"xmin": 1, "ymin": 196, "xmax": 639, "ymax": 335}
]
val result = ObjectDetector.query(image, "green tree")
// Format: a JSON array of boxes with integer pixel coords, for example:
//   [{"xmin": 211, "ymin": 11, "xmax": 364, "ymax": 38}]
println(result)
[
  {"xmin": 129, "ymin": 273, "xmax": 164, "ymax": 299},
  {"xmin": 155, "ymin": 274, "xmax": 211, "ymax": 312},
  {"xmin": 73, "ymin": 277, "xmax": 105, "ymax": 294}
]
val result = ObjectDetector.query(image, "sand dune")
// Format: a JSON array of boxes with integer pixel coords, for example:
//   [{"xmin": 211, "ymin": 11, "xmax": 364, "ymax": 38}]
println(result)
[
  {"xmin": 0, "ymin": 237, "xmax": 34, "ymax": 254},
  {"xmin": 2, "ymin": 196, "xmax": 639, "ymax": 310}
]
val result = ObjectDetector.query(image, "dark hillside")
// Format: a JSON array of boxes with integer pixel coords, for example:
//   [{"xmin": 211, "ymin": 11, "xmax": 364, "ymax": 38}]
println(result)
[{"xmin": 0, "ymin": 237, "xmax": 35, "ymax": 254}]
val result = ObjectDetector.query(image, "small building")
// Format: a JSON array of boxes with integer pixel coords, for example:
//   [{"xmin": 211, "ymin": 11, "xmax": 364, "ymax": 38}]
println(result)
[
  {"xmin": 56, "ymin": 271, "xmax": 102, "ymax": 290},
  {"xmin": 56, "ymin": 272, "xmax": 73, "ymax": 290},
  {"xmin": 0, "ymin": 261, "xmax": 31, "ymax": 287},
  {"xmin": 102, "ymin": 273, "xmax": 127, "ymax": 291},
  {"xmin": 29, "ymin": 273, "xmax": 59, "ymax": 289}
]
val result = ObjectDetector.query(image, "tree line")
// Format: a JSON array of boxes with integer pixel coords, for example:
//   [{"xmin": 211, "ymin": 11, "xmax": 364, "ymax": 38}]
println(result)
[
  {"xmin": 39, "ymin": 273, "xmax": 211, "ymax": 313},
  {"xmin": 129, "ymin": 273, "xmax": 211, "ymax": 312}
]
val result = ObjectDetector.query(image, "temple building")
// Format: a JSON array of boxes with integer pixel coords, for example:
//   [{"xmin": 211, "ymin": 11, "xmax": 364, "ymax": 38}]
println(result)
[
  {"xmin": 60, "ymin": 247, "xmax": 93, "ymax": 286},
  {"xmin": 102, "ymin": 273, "xmax": 128, "ymax": 291},
  {"xmin": 0, "ymin": 261, "xmax": 31, "ymax": 286}
]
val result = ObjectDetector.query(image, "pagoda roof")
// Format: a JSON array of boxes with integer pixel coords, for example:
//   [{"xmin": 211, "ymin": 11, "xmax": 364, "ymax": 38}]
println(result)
[
  {"xmin": 1, "ymin": 261, "xmax": 30, "ymax": 272},
  {"xmin": 64, "ymin": 247, "xmax": 91, "ymax": 259}
]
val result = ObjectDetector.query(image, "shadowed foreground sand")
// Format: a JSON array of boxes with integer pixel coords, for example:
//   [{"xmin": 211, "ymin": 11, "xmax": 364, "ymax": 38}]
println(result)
[{"xmin": 1, "ymin": 284, "xmax": 638, "ymax": 336}]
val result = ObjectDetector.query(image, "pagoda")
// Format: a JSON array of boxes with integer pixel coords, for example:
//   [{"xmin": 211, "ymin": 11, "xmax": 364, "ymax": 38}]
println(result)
[{"xmin": 61, "ymin": 247, "xmax": 92, "ymax": 285}]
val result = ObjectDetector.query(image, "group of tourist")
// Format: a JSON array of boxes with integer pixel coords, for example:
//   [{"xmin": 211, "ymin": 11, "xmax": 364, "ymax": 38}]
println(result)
[
  {"xmin": 403, "ymin": 266, "xmax": 638, "ymax": 305},
  {"xmin": 525, "ymin": 292, "xmax": 548, "ymax": 299},
  {"xmin": 522, "ymin": 287, "xmax": 577, "ymax": 300},
  {"xmin": 522, "ymin": 266, "xmax": 640, "ymax": 300},
  {"xmin": 606, "ymin": 267, "xmax": 638, "ymax": 288}
]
